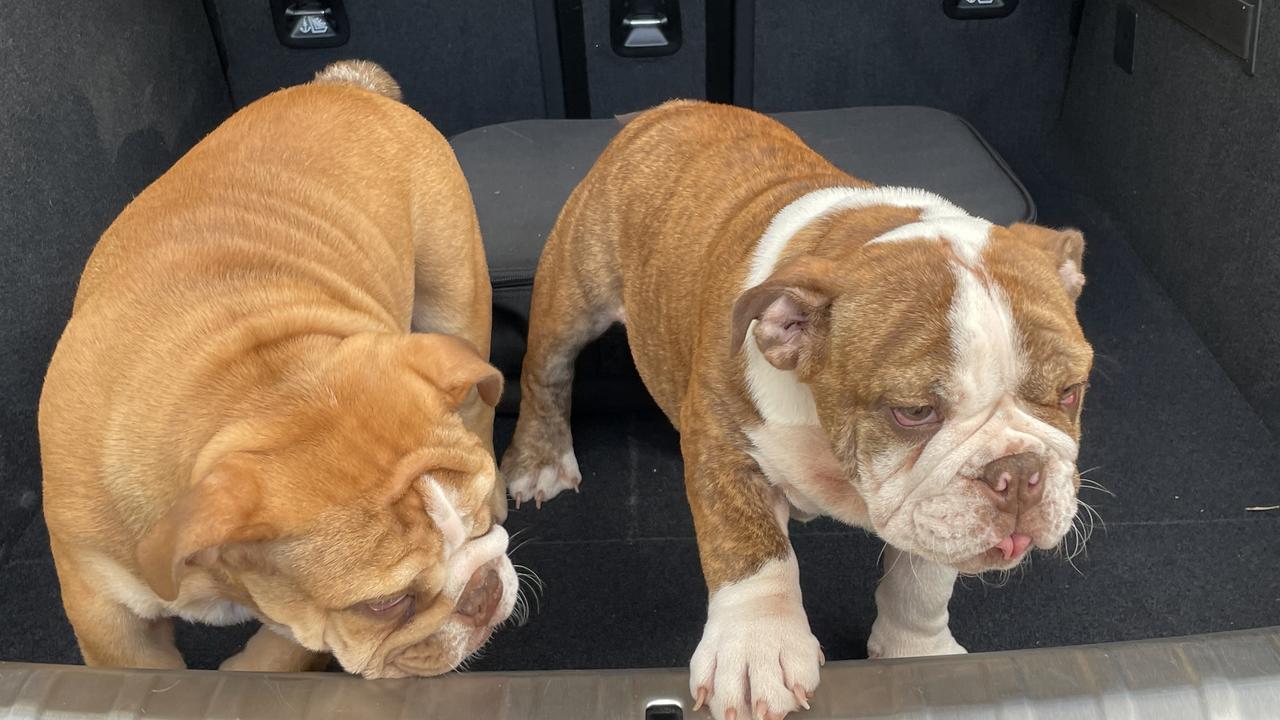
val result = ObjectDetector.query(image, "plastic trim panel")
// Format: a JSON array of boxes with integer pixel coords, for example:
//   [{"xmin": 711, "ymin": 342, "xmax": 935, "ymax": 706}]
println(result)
[{"xmin": 3, "ymin": 627, "xmax": 1279, "ymax": 718}]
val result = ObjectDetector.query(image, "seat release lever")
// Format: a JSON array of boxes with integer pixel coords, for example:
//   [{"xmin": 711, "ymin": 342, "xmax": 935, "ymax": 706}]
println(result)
[{"xmin": 612, "ymin": 0, "xmax": 682, "ymax": 57}]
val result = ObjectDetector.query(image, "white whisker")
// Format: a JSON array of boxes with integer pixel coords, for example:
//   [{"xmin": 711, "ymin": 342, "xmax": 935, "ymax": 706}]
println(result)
[
  {"xmin": 1078, "ymin": 479, "xmax": 1116, "ymax": 498},
  {"xmin": 882, "ymin": 544, "xmax": 905, "ymax": 577},
  {"xmin": 508, "ymin": 536, "xmax": 539, "ymax": 557}
]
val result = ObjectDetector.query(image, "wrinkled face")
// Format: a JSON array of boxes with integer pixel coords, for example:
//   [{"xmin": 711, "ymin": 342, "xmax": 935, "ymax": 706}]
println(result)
[
  {"xmin": 235, "ymin": 365, "xmax": 516, "ymax": 677},
  {"xmin": 238, "ymin": 462, "xmax": 518, "ymax": 678},
  {"xmin": 814, "ymin": 223, "xmax": 1093, "ymax": 573},
  {"xmin": 140, "ymin": 332, "xmax": 516, "ymax": 677}
]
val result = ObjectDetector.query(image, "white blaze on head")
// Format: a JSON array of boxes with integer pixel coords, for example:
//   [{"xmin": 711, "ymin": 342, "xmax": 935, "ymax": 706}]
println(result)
[
  {"xmin": 946, "ymin": 267, "xmax": 1024, "ymax": 419},
  {"xmin": 418, "ymin": 475, "xmax": 515, "ymax": 609},
  {"xmin": 865, "ymin": 210, "xmax": 1024, "ymax": 418},
  {"xmin": 420, "ymin": 475, "xmax": 468, "ymax": 557}
]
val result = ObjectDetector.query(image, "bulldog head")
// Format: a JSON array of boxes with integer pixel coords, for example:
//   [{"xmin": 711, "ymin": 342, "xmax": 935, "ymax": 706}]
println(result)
[
  {"xmin": 136, "ymin": 332, "xmax": 518, "ymax": 677},
  {"xmin": 734, "ymin": 218, "xmax": 1093, "ymax": 574}
]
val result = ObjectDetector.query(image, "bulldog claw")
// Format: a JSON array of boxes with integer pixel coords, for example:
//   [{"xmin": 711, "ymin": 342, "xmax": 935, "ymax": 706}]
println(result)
[
  {"xmin": 693, "ymin": 687, "xmax": 709, "ymax": 712},
  {"xmin": 504, "ymin": 450, "xmax": 582, "ymax": 509},
  {"xmin": 689, "ymin": 595, "xmax": 821, "ymax": 720},
  {"xmin": 791, "ymin": 685, "xmax": 810, "ymax": 710}
]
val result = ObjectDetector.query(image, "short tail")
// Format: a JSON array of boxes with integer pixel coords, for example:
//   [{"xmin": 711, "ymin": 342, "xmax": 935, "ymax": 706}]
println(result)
[
  {"xmin": 313, "ymin": 60, "xmax": 402, "ymax": 102},
  {"xmin": 614, "ymin": 110, "xmax": 643, "ymax": 126}
]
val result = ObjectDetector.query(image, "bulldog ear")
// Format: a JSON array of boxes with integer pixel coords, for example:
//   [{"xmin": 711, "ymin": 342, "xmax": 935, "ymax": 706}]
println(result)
[
  {"xmin": 136, "ymin": 456, "xmax": 278, "ymax": 601},
  {"xmin": 730, "ymin": 256, "xmax": 842, "ymax": 371},
  {"xmin": 401, "ymin": 333, "xmax": 504, "ymax": 409},
  {"xmin": 1011, "ymin": 223, "xmax": 1086, "ymax": 301}
]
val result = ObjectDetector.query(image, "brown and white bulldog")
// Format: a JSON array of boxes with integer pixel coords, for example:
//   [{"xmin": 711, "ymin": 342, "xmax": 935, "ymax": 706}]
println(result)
[
  {"xmin": 502, "ymin": 100, "xmax": 1093, "ymax": 719},
  {"xmin": 39, "ymin": 61, "xmax": 518, "ymax": 677}
]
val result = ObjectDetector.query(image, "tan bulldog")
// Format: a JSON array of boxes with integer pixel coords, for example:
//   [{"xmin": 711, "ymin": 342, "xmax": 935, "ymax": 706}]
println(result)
[
  {"xmin": 502, "ymin": 100, "xmax": 1093, "ymax": 719},
  {"xmin": 39, "ymin": 60, "xmax": 517, "ymax": 677}
]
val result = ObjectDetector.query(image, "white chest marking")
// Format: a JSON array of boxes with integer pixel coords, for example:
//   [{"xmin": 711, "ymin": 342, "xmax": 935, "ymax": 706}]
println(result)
[{"xmin": 746, "ymin": 424, "xmax": 870, "ymax": 526}]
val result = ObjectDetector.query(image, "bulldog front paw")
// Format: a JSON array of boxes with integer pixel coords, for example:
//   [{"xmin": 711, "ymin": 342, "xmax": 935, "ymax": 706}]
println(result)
[
  {"xmin": 220, "ymin": 626, "xmax": 329, "ymax": 673},
  {"xmin": 502, "ymin": 449, "xmax": 581, "ymax": 509},
  {"xmin": 689, "ymin": 609, "xmax": 821, "ymax": 720},
  {"xmin": 866, "ymin": 621, "xmax": 966, "ymax": 659}
]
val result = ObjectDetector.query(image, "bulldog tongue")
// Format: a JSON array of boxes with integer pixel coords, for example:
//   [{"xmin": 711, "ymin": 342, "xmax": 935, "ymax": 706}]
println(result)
[{"xmin": 995, "ymin": 532, "xmax": 1033, "ymax": 560}]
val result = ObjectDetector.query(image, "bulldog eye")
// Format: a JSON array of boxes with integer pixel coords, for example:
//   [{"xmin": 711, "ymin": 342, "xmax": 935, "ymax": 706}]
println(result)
[
  {"xmin": 891, "ymin": 405, "xmax": 940, "ymax": 428},
  {"xmin": 1059, "ymin": 383, "xmax": 1087, "ymax": 410},
  {"xmin": 363, "ymin": 593, "xmax": 412, "ymax": 617}
]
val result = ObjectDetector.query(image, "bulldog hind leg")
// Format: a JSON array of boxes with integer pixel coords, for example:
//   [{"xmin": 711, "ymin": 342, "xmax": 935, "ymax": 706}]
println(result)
[
  {"xmin": 502, "ymin": 217, "xmax": 622, "ymax": 509},
  {"xmin": 52, "ymin": 542, "xmax": 185, "ymax": 670}
]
